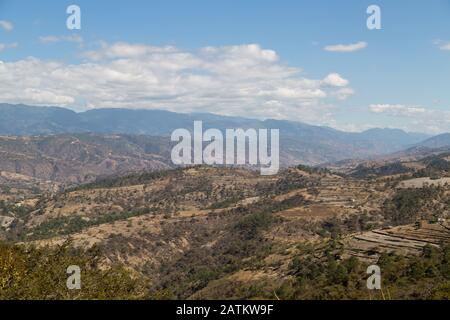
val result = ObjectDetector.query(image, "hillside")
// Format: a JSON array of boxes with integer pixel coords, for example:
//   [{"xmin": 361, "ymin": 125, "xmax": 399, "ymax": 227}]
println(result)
[
  {"xmin": 1, "ymin": 163, "xmax": 448, "ymax": 299},
  {"xmin": 0, "ymin": 134, "xmax": 173, "ymax": 185}
]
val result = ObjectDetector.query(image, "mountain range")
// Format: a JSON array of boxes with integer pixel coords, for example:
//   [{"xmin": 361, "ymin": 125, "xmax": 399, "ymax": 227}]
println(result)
[{"xmin": 1, "ymin": 103, "xmax": 448, "ymax": 167}]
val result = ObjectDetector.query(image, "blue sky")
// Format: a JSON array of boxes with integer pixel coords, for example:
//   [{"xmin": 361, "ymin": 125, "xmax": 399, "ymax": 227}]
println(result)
[{"xmin": 0, "ymin": 0, "xmax": 449, "ymax": 133}]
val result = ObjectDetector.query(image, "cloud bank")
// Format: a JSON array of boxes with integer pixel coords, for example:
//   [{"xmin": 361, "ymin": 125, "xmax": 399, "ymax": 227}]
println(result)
[
  {"xmin": 369, "ymin": 104, "xmax": 450, "ymax": 134},
  {"xmin": 0, "ymin": 42, "xmax": 354, "ymax": 124}
]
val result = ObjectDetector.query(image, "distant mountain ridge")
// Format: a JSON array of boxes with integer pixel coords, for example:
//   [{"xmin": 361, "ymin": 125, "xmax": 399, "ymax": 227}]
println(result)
[
  {"xmin": 379, "ymin": 133, "xmax": 450, "ymax": 161},
  {"xmin": 0, "ymin": 103, "xmax": 437, "ymax": 165},
  {"xmin": 414, "ymin": 133, "xmax": 450, "ymax": 149}
]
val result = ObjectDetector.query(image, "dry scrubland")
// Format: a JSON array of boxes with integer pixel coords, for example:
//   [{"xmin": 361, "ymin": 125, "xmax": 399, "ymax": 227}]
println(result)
[{"xmin": 1, "ymin": 150, "xmax": 450, "ymax": 299}]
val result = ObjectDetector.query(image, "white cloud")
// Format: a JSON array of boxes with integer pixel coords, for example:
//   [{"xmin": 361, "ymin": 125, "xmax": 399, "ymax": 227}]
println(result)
[
  {"xmin": 332, "ymin": 87, "xmax": 355, "ymax": 100},
  {"xmin": 369, "ymin": 104, "xmax": 450, "ymax": 134},
  {"xmin": 322, "ymin": 73, "xmax": 349, "ymax": 87},
  {"xmin": 434, "ymin": 40, "xmax": 450, "ymax": 51},
  {"xmin": 369, "ymin": 104, "xmax": 426, "ymax": 117},
  {"xmin": 0, "ymin": 20, "xmax": 13, "ymax": 32},
  {"xmin": 0, "ymin": 42, "xmax": 353, "ymax": 124},
  {"xmin": 0, "ymin": 42, "xmax": 18, "ymax": 52},
  {"xmin": 324, "ymin": 41, "xmax": 367, "ymax": 53},
  {"xmin": 82, "ymin": 42, "xmax": 179, "ymax": 61},
  {"xmin": 39, "ymin": 34, "xmax": 83, "ymax": 44}
]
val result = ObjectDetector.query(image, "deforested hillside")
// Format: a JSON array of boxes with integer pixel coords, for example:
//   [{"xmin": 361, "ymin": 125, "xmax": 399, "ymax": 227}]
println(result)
[
  {"xmin": 0, "ymin": 134, "xmax": 173, "ymax": 184},
  {"xmin": 1, "ymin": 163, "xmax": 448, "ymax": 300}
]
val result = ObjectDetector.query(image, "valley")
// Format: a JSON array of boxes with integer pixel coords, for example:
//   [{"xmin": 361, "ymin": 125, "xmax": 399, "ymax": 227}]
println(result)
[
  {"xmin": 1, "ymin": 144, "xmax": 449, "ymax": 299},
  {"xmin": 0, "ymin": 106, "xmax": 449, "ymax": 299}
]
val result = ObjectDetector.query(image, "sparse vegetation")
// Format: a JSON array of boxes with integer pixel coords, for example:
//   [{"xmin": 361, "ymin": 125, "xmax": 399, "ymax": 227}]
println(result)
[
  {"xmin": 382, "ymin": 186, "xmax": 444, "ymax": 225},
  {"xmin": 0, "ymin": 241, "xmax": 146, "ymax": 299},
  {"xmin": 1, "ymin": 151, "xmax": 449, "ymax": 300},
  {"xmin": 277, "ymin": 243, "xmax": 450, "ymax": 300}
]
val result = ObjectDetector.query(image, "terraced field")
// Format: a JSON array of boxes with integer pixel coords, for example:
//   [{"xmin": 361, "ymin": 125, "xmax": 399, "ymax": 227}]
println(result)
[{"xmin": 343, "ymin": 222, "xmax": 450, "ymax": 262}]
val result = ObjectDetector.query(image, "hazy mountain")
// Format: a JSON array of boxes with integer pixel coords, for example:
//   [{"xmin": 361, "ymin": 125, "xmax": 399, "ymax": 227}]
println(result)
[
  {"xmin": 358, "ymin": 128, "xmax": 429, "ymax": 148},
  {"xmin": 414, "ymin": 133, "xmax": 450, "ymax": 149},
  {"xmin": 0, "ymin": 103, "xmax": 434, "ymax": 165},
  {"xmin": 376, "ymin": 133, "xmax": 450, "ymax": 161}
]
